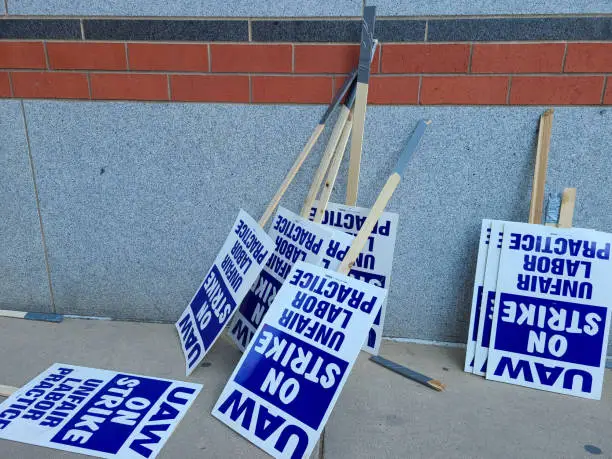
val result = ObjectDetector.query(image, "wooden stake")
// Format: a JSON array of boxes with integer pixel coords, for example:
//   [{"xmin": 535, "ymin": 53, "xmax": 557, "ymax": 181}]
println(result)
[
  {"xmin": 339, "ymin": 120, "xmax": 430, "ymax": 275},
  {"xmin": 0, "ymin": 385, "xmax": 17, "ymax": 397},
  {"xmin": 345, "ymin": 6, "xmax": 376, "ymax": 206},
  {"xmin": 528, "ymin": 109, "xmax": 554, "ymax": 224},
  {"xmin": 558, "ymin": 187, "xmax": 577, "ymax": 228},
  {"xmin": 258, "ymin": 70, "xmax": 358, "ymax": 228},
  {"xmin": 300, "ymin": 105, "xmax": 351, "ymax": 218},
  {"xmin": 314, "ymin": 116, "xmax": 353, "ymax": 223}
]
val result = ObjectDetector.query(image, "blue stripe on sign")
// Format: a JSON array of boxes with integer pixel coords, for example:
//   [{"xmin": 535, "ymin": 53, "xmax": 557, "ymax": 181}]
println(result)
[
  {"xmin": 234, "ymin": 324, "xmax": 348, "ymax": 430},
  {"xmin": 51, "ymin": 375, "xmax": 171, "ymax": 454}
]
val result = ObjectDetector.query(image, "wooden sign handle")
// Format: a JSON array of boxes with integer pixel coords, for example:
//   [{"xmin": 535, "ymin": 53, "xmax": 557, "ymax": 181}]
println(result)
[
  {"xmin": 528, "ymin": 109, "xmax": 554, "ymax": 224},
  {"xmin": 300, "ymin": 105, "xmax": 351, "ymax": 218},
  {"xmin": 314, "ymin": 116, "xmax": 354, "ymax": 223},
  {"xmin": 345, "ymin": 6, "xmax": 376, "ymax": 206},
  {"xmin": 258, "ymin": 124, "xmax": 325, "ymax": 227},
  {"xmin": 338, "ymin": 120, "xmax": 430, "ymax": 274},
  {"xmin": 557, "ymin": 187, "xmax": 577, "ymax": 228}
]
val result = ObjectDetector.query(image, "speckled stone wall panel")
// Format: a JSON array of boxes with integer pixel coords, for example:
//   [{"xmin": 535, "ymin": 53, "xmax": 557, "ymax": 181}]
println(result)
[
  {"xmin": 374, "ymin": 0, "xmax": 612, "ymax": 16},
  {"xmin": 23, "ymin": 101, "xmax": 339, "ymax": 321},
  {"xmin": 0, "ymin": 101, "xmax": 52, "ymax": 312},
  {"xmin": 8, "ymin": 0, "xmax": 361, "ymax": 17},
  {"xmin": 21, "ymin": 102, "xmax": 612, "ymax": 356}
]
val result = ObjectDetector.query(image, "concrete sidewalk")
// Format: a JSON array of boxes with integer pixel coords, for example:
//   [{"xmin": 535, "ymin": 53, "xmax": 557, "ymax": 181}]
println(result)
[{"xmin": 0, "ymin": 317, "xmax": 610, "ymax": 458}]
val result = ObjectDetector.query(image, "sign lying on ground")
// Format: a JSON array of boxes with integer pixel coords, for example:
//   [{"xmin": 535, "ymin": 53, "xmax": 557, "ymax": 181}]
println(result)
[
  {"xmin": 474, "ymin": 220, "xmax": 504, "ymax": 376},
  {"xmin": 0, "ymin": 364, "xmax": 202, "ymax": 458},
  {"xmin": 310, "ymin": 202, "xmax": 398, "ymax": 354},
  {"xmin": 176, "ymin": 210, "xmax": 274, "ymax": 375},
  {"xmin": 228, "ymin": 207, "xmax": 333, "ymax": 351},
  {"xmin": 213, "ymin": 261, "xmax": 387, "ymax": 458},
  {"xmin": 464, "ymin": 220, "xmax": 491, "ymax": 373},
  {"xmin": 487, "ymin": 222, "xmax": 612, "ymax": 399}
]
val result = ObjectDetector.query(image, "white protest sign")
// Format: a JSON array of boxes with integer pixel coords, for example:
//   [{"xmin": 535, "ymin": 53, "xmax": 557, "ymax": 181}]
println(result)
[
  {"xmin": 310, "ymin": 201, "xmax": 398, "ymax": 354},
  {"xmin": 474, "ymin": 220, "xmax": 504, "ymax": 376},
  {"xmin": 176, "ymin": 209, "xmax": 274, "ymax": 375},
  {"xmin": 486, "ymin": 222, "xmax": 612, "ymax": 399},
  {"xmin": 212, "ymin": 261, "xmax": 387, "ymax": 458},
  {"xmin": 464, "ymin": 219, "xmax": 492, "ymax": 373},
  {"xmin": 0, "ymin": 364, "xmax": 201, "ymax": 458},
  {"xmin": 228, "ymin": 206, "xmax": 333, "ymax": 351}
]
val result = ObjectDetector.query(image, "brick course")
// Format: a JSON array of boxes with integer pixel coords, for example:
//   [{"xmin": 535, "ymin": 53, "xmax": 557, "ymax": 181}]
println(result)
[{"xmin": 0, "ymin": 39, "xmax": 610, "ymax": 105}]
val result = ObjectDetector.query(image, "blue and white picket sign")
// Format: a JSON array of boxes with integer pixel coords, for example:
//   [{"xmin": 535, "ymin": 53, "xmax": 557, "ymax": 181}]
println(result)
[
  {"xmin": 0, "ymin": 364, "xmax": 202, "ymax": 458},
  {"xmin": 486, "ymin": 222, "xmax": 612, "ymax": 399},
  {"xmin": 228, "ymin": 207, "xmax": 333, "ymax": 351},
  {"xmin": 176, "ymin": 210, "xmax": 274, "ymax": 375},
  {"xmin": 212, "ymin": 261, "xmax": 387, "ymax": 458},
  {"xmin": 464, "ymin": 219, "xmax": 492, "ymax": 373},
  {"xmin": 474, "ymin": 220, "xmax": 504, "ymax": 376},
  {"xmin": 310, "ymin": 201, "xmax": 398, "ymax": 355}
]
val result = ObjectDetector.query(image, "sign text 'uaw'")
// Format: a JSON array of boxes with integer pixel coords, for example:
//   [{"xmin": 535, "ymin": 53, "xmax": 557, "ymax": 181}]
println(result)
[
  {"xmin": 487, "ymin": 222, "xmax": 612, "ymax": 399},
  {"xmin": 0, "ymin": 364, "xmax": 202, "ymax": 458},
  {"xmin": 213, "ymin": 261, "xmax": 387, "ymax": 458}
]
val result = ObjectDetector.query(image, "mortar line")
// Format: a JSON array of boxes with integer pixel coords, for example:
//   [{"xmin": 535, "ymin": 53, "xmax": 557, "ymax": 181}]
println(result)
[
  {"xmin": 4, "ymin": 0, "xmax": 7, "ymax": 16},
  {"xmin": 506, "ymin": 75, "xmax": 512, "ymax": 104},
  {"xmin": 86, "ymin": 72, "xmax": 92, "ymax": 98},
  {"xmin": 417, "ymin": 75, "xmax": 422, "ymax": 104},
  {"xmin": 248, "ymin": 19, "xmax": 252, "ymax": 42},
  {"xmin": 291, "ymin": 43, "xmax": 295, "ymax": 72},
  {"xmin": 167, "ymin": 74, "xmax": 172, "ymax": 100},
  {"xmin": 424, "ymin": 20, "xmax": 429, "ymax": 42},
  {"xmin": 7, "ymin": 71, "xmax": 13, "ymax": 96},
  {"xmin": 248, "ymin": 74, "xmax": 252, "ymax": 102},
  {"xmin": 20, "ymin": 100, "xmax": 56, "ymax": 313},
  {"xmin": 601, "ymin": 75, "xmax": 608, "ymax": 104},
  {"xmin": 124, "ymin": 42, "xmax": 130, "ymax": 70},
  {"xmin": 80, "ymin": 19, "xmax": 85, "ymax": 40},
  {"xmin": 467, "ymin": 42, "xmax": 474, "ymax": 73},
  {"xmin": 561, "ymin": 42, "xmax": 568, "ymax": 71},
  {"xmin": 207, "ymin": 44, "xmax": 212, "ymax": 72},
  {"xmin": 42, "ymin": 41, "xmax": 50, "ymax": 69}
]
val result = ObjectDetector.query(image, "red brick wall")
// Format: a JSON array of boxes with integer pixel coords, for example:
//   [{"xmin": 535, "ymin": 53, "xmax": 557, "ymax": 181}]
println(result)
[{"xmin": 1, "ymin": 41, "xmax": 610, "ymax": 104}]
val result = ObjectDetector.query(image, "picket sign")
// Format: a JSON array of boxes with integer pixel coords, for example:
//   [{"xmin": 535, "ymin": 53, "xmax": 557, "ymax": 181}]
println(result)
[
  {"xmin": 464, "ymin": 220, "xmax": 492, "ymax": 373},
  {"xmin": 175, "ymin": 73, "xmax": 361, "ymax": 376},
  {"xmin": 486, "ymin": 223, "xmax": 612, "ymax": 399},
  {"xmin": 311, "ymin": 203, "xmax": 398, "ymax": 354},
  {"xmin": 468, "ymin": 109, "xmax": 558, "ymax": 375},
  {"xmin": 227, "ymin": 207, "xmax": 340, "ymax": 351},
  {"xmin": 345, "ymin": 5, "xmax": 376, "ymax": 206},
  {"xmin": 0, "ymin": 364, "xmax": 201, "ymax": 458},
  {"xmin": 212, "ymin": 121, "xmax": 429, "ymax": 459},
  {"xmin": 472, "ymin": 221, "xmax": 504, "ymax": 375}
]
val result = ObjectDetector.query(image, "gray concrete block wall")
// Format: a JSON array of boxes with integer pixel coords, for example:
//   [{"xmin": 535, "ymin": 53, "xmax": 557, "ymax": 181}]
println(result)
[
  {"xmin": 7, "ymin": 0, "xmax": 612, "ymax": 16},
  {"xmin": 5, "ymin": 101, "xmax": 612, "ymax": 356},
  {"xmin": 0, "ymin": 101, "xmax": 51, "ymax": 312}
]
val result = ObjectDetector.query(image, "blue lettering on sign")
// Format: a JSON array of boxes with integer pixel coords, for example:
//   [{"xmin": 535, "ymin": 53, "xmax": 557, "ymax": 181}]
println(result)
[
  {"xmin": 217, "ymin": 388, "xmax": 309, "ymax": 459},
  {"xmin": 128, "ymin": 386, "xmax": 196, "ymax": 458},
  {"xmin": 234, "ymin": 324, "xmax": 348, "ymax": 430},
  {"xmin": 189, "ymin": 265, "xmax": 237, "ymax": 350},
  {"xmin": 481, "ymin": 291, "xmax": 496, "ymax": 347},
  {"xmin": 51, "ymin": 375, "xmax": 171, "ymax": 454},
  {"xmin": 494, "ymin": 293, "xmax": 606, "ymax": 367},
  {"xmin": 493, "ymin": 357, "xmax": 593, "ymax": 394},
  {"xmin": 472, "ymin": 286, "xmax": 484, "ymax": 342},
  {"xmin": 240, "ymin": 270, "xmax": 282, "ymax": 329}
]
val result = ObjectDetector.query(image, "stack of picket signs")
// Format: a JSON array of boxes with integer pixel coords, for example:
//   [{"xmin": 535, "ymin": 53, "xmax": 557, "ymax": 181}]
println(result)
[
  {"xmin": 465, "ymin": 219, "xmax": 612, "ymax": 400},
  {"xmin": 0, "ymin": 5, "xmax": 429, "ymax": 459}
]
